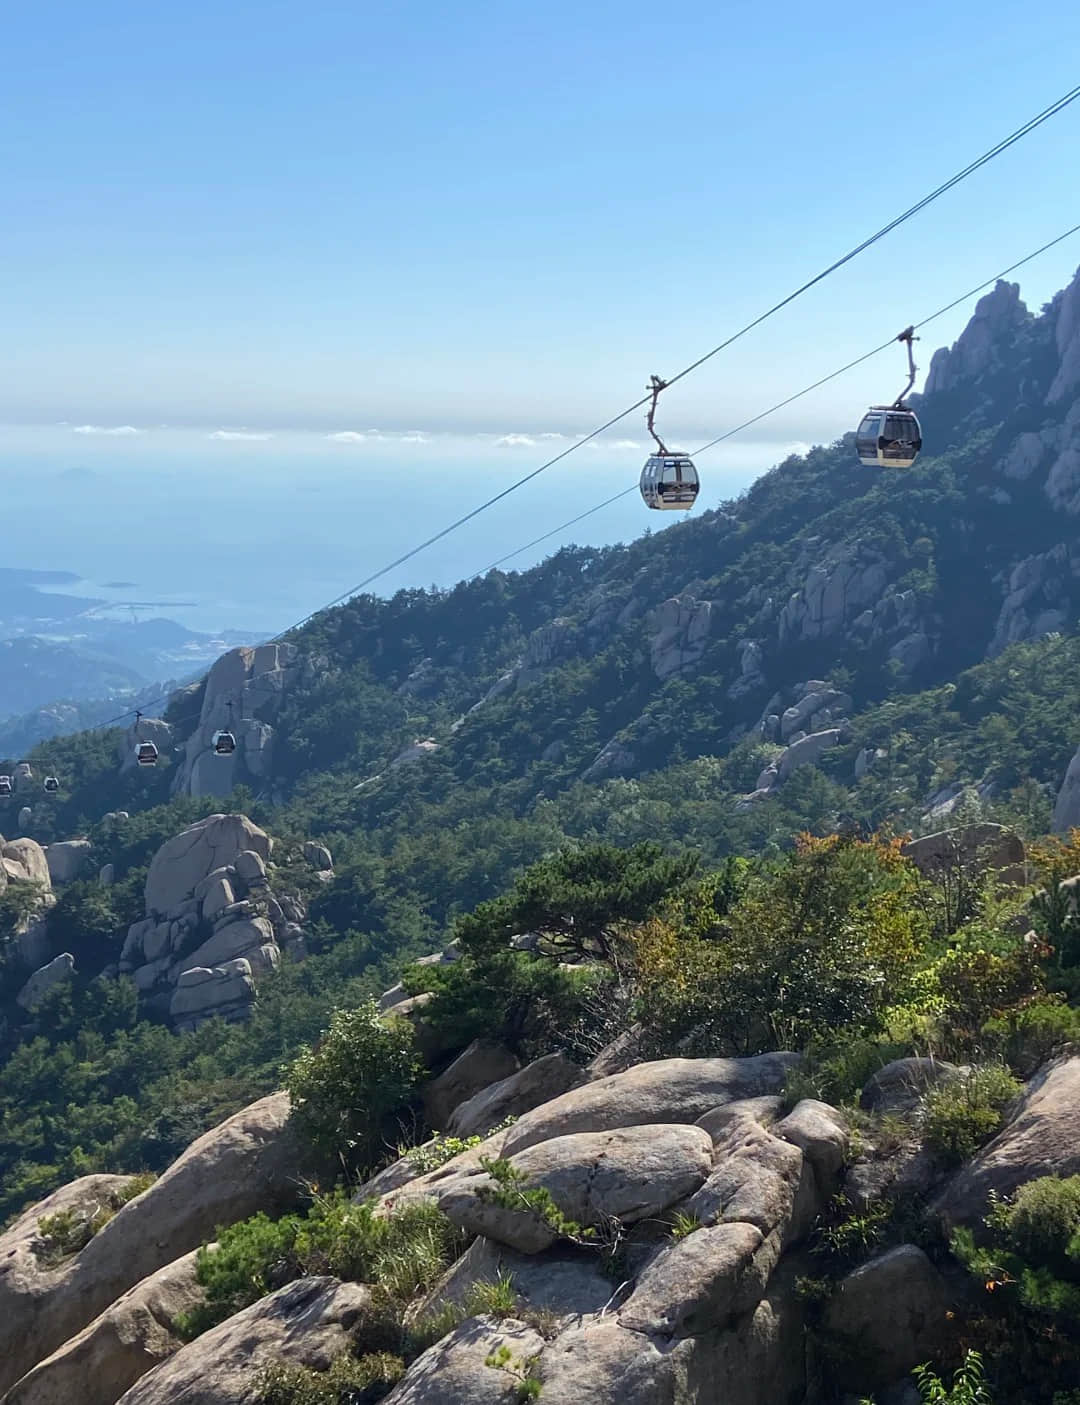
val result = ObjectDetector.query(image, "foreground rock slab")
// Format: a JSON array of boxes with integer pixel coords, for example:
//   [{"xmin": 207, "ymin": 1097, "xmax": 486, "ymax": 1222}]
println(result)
[
  {"xmin": 501, "ymin": 1053, "xmax": 800, "ymax": 1156},
  {"xmin": 5, "ymin": 1250, "xmax": 202, "ymax": 1405},
  {"xmin": 385, "ymin": 1316, "xmax": 546, "ymax": 1404},
  {"xmin": 933, "ymin": 1055, "xmax": 1080, "ymax": 1225},
  {"xmin": 824, "ymin": 1245, "xmax": 949, "ymax": 1394},
  {"xmin": 0, "ymin": 1092, "xmax": 300, "ymax": 1395},
  {"xmin": 115, "ymin": 1277, "xmax": 371, "ymax": 1405},
  {"xmin": 436, "ymin": 1124, "xmax": 714, "ymax": 1253}
]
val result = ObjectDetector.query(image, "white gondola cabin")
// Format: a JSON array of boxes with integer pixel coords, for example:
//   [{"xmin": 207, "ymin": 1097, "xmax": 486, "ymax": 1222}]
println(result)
[
  {"xmin": 639, "ymin": 454, "xmax": 700, "ymax": 511},
  {"xmin": 43, "ymin": 776, "xmax": 60, "ymax": 793},
  {"xmin": 212, "ymin": 729, "xmax": 237, "ymax": 756},
  {"xmin": 855, "ymin": 407, "xmax": 923, "ymax": 469},
  {"xmin": 136, "ymin": 741, "xmax": 159, "ymax": 767},
  {"xmin": 0, "ymin": 776, "xmax": 11, "ymax": 797}
]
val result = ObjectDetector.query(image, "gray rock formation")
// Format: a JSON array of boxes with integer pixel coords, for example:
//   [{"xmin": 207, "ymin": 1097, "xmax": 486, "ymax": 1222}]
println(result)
[
  {"xmin": 776, "ymin": 728, "xmax": 843, "ymax": 782},
  {"xmin": 824, "ymin": 1245, "xmax": 949, "ymax": 1394},
  {"xmin": 169, "ymin": 961, "xmax": 258, "ymax": 1030},
  {"xmin": 16, "ymin": 952, "xmax": 75, "ymax": 1011},
  {"xmin": 1048, "ymin": 264, "xmax": 1080, "ymax": 405},
  {"xmin": 114, "ymin": 1278, "xmax": 371, "ymax": 1405},
  {"xmin": 778, "ymin": 547, "xmax": 890, "ymax": 643},
  {"xmin": 581, "ymin": 736, "xmax": 636, "ymax": 782},
  {"xmin": 390, "ymin": 739, "xmax": 441, "ymax": 769},
  {"xmin": 501, "ymin": 1051, "xmax": 800, "ymax": 1155},
  {"xmin": 145, "ymin": 814, "xmax": 271, "ymax": 917},
  {"xmin": 0, "ymin": 1092, "xmax": 301, "ymax": 1396},
  {"xmin": 933, "ymin": 1055, "xmax": 1080, "ymax": 1226},
  {"xmin": 170, "ymin": 644, "xmax": 302, "ymax": 799},
  {"xmin": 860, "ymin": 1058, "xmax": 962, "ymax": 1116},
  {"xmin": 1054, "ymin": 744, "xmax": 1080, "ymax": 831},
  {"xmin": 44, "ymin": 839, "xmax": 93, "ymax": 886},
  {"xmin": 923, "ymin": 280, "xmax": 1029, "ymax": 394},
  {"xmin": 120, "ymin": 814, "xmax": 301, "ymax": 1028},
  {"xmin": 423, "ymin": 1040, "xmax": 519, "ymax": 1131},
  {"xmin": 434, "ymin": 1124, "xmax": 714, "ymax": 1253},
  {"xmin": 119, "ymin": 717, "xmax": 174, "ymax": 775},
  {"xmin": 649, "ymin": 594, "xmax": 714, "ymax": 680},
  {"xmin": 4, "ymin": 1250, "xmax": 202, "ymax": 1405},
  {"xmin": 901, "ymin": 822, "xmax": 1024, "ymax": 879},
  {"xmin": 1044, "ymin": 400, "xmax": 1080, "ymax": 515},
  {"xmin": 4, "ymin": 838, "xmax": 52, "ymax": 888},
  {"xmin": 448, "ymin": 1052, "xmax": 586, "ymax": 1139},
  {"xmin": 988, "ymin": 543, "xmax": 1071, "ymax": 656}
]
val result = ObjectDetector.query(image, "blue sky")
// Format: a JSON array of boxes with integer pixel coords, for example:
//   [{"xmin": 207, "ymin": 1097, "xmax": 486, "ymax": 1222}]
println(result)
[{"xmin": 2, "ymin": 0, "xmax": 1079, "ymax": 629}]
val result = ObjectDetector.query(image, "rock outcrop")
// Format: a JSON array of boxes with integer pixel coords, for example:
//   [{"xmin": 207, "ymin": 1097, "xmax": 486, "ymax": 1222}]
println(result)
[
  {"xmin": 0, "ymin": 1092, "xmax": 302, "ymax": 1396},
  {"xmin": 1054, "ymin": 743, "xmax": 1080, "ymax": 832},
  {"xmin": 170, "ymin": 644, "xmax": 308, "ymax": 799},
  {"xmin": 3, "ymin": 837, "xmax": 52, "ymax": 888},
  {"xmin": 43, "ymin": 839, "xmax": 93, "ymax": 886},
  {"xmin": 115, "ymin": 1277, "xmax": 371, "ymax": 1405},
  {"xmin": 933, "ymin": 1055, "xmax": 1080, "ymax": 1226},
  {"xmin": 16, "ymin": 952, "xmax": 75, "ymax": 1011},
  {"xmin": 117, "ymin": 814, "xmax": 301, "ymax": 1028},
  {"xmin": 649, "ymin": 595, "xmax": 714, "ymax": 680},
  {"xmin": 923, "ymin": 279, "xmax": 1029, "ymax": 394},
  {"xmin": 5, "ymin": 1250, "xmax": 203, "ymax": 1405}
]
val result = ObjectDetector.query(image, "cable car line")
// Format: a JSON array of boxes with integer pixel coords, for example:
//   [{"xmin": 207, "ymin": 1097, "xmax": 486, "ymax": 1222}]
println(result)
[
  {"xmin": 473, "ymin": 218, "xmax": 1080, "ymax": 576},
  {"xmin": 80, "ymin": 74, "xmax": 1080, "ymax": 738},
  {"xmin": 262, "ymin": 81, "xmax": 1080, "ymax": 634}
]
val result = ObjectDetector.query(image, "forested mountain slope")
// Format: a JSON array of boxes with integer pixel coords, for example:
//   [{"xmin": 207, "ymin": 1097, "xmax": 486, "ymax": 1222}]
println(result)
[
  {"xmin": 20, "ymin": 266, "xmax": 1080, "ymax": 866},
  {"xmin": 3, "ymin": 264, "xmax": 1080, "ymax": 1236}
]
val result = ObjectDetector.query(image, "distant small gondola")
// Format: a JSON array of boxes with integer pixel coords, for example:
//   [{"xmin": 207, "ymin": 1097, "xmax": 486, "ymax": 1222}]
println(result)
[
  {"xmin": 136, "ymin": 741, "xmax": 159, "ymax": 767},
  {"xmin": 0, "ymin": 776, "xmax": 12, "ymax": 798},
  {"xmin": 43, "ymin": 776, "xmax": 60, "ymax": 794},
  {"xmin": 855, "ymin": 326, "xmax": 923, "ymax": 470},
  {"xmin": 213, "ymin": 700, "xmax": 238, "ymax": 756}
]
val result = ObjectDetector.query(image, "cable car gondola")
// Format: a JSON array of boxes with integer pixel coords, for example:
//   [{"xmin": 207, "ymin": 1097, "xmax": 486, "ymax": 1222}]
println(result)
[
  {"xmin": 639, "ymin": 375, "xmax": 700, "ymax": 511},
  {"xmin": 856, "ymin": 326, "xmax": 923, "ymax": 470},
  {"xmin": 132, "ymin": 710, "xmax": 159, "ymax": 767},
  {"xmin": 212, "ymin": 701, "xmax": 237, "ymax": 756},
  {"xmin": 0, "ymin": 776, "xmax": 11, "ymax": 798},
  {"xmin": 43, "ymin": 776, "xmax": 60, "ymax": 794}
]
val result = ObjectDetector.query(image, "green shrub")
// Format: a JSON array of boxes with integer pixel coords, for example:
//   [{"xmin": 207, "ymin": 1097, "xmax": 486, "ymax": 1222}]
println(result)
[
  {"xmin": 34, "ymin": 1172, "xmax": 157, "ymax": 1265},
  {"xmin": 634, "ymin": 834, "xmax": 929, "ymax": 1057},
  {"xmin": 476, "ymin": 1157, "xmax": 594, "ymax": 1246},
  {"xmin": 911, "ymin": 1350, "xmax": 993, "ymax": 1403},
  {"xmin": 257, "ymin": 1352, "xmax": 404, "ymax": 1404},
  {"xmin": 954, "ymin": 1175, "xmax": 1080, "ymax": 1328},
  {"xmin": 180, "ymin": 1193, "xmax": 466, "ymax": 1340},
  {"xmin": 809, "ymin": 1193, "xmax": 894, "ymax": 1274},
  {"xmin": 286, "ymin": 1001, "xmax": 422, "ymax": 1174},
  {"xmin": 982, "ymin": 998, "xmax": 1080, "ymax": 1077},
  {"xmin": 923, "ymin": 1065, "xmax": 1021, "ymax": 1166}
]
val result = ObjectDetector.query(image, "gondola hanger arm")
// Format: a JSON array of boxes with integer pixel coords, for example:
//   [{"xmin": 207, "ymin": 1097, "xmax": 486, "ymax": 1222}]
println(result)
[
  {"xmin": 893, "ymin": 326, "xmax": 918, "ymax": 407},
  {"xmin": 646, "ymin": 375, "xmax": 670, "ymax": 454}
]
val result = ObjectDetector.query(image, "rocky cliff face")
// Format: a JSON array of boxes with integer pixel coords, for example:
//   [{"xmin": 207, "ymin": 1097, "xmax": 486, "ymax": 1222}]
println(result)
[
  {"xmin": 116, "ymin": 813, "xmax": 320, "ymax": 1030},
  {"xmin": 6, "ymin": 1022, "xmax": 1079, "ymax": 1405}
]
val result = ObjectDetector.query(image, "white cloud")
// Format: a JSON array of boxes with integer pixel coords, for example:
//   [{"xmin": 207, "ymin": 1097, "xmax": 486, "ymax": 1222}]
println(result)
[
  {"xmin": 400, "ymin": 431, "xmax": 429, "ymax": 444},
  {"xmin": 209, "ymin": 429, "xmax": 273, "ymax": 441},
  {"xmin": 582, "ymin": 437, "xmax": 642, "ymax": 452},
  {"xmin": 495, "ymin": 433, "xmax": 537, "ymax": 448},
  {"xmin": 326, "ymin": 430, "xmax": 373, "ymax": 443},
  {"xmin": 539, "ymin": 432, "xmax": 566, "ymax": 440},
  {"xmin": 73, "ymin": 424, "xmax": 141, "ymax": 436}
]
